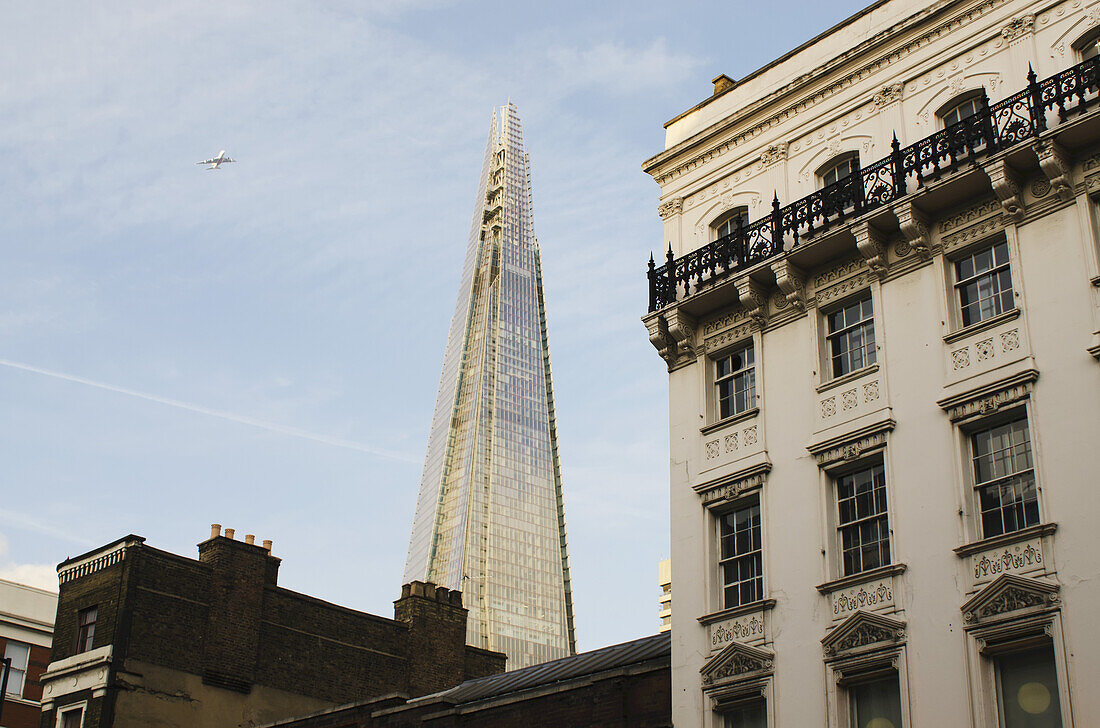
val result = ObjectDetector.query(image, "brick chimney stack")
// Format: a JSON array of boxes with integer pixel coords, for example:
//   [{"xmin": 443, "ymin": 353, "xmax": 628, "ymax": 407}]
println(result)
[
  {"xmin": 394, "ymin": 581, "xmax": 470, "ymax": 696},
  {"xmin": 197, "ymin": 525, "xmax": 281, "ymax": 692}
]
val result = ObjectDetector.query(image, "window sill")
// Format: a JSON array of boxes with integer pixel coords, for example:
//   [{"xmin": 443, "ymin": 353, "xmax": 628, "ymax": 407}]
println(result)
[
  {"xmin": 815, "ymin": 363, "xmax": 879, "ymax": 394},
  {"xmin": 698, "ymin": 598, "xmax": 776, "ymax": 625},
  {"xmin": 943, "ymin": 307, "xmax": 1020, "ymax": 345},
  {"xmin": 700, "ymin": 407, "xmax": 759, "ymax": 435},
  {"xmin": 815, "ymin": 563, "xmax": 907, "ymax": 594},
  {"xmin": 953, "ymin": 522, "xmax": 1057, "ymax": 557},
  {"xmin": 2, "ymin": 695, "xmax": 41, "ymax": 707}
]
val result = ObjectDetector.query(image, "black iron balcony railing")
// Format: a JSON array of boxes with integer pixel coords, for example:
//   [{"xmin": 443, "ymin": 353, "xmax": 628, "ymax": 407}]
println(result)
[{"xmin": 647, "ymin": 58, "xmax": 1100, "ymax": 312}]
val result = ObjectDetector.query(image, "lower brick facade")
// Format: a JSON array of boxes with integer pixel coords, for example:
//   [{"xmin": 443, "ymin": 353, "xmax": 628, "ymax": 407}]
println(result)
[{"xmin": 38, "ymin": 530, "xmax": 505, "ymax": 728}]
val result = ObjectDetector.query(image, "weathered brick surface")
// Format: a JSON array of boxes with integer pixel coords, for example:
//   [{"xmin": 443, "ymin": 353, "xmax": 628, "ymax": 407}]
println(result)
[{"xmin": 41, "ymin": 535, "xmax": 506, "ymax": 728}]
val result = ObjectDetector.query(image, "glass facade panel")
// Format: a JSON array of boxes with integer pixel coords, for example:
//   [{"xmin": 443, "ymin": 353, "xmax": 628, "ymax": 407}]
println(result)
[
  {"xmin": 996, "ymin": 646, "xmax": 1063, "ymax": 728},
  {"xmin": 955, "ymin": 241, "xmax": 1014, "ymax": 326},
  {"xmin": 827, "ymin": 295, "xmax": 876, "ymax": 378},
  {"xmin": 402, "ymin": 104, "xmax": 575, "ymax": 668},
  {"xmin": 715, "ymin": 344, "xmax": 755, "ymax": 420},
  {"xmin": 972, "ymin": 416, "xmax": 1039, "ymax": 538},
  {"xmin": 719, "ymin": 500, "xmax": 762, "ymax": 608},
  {"xmin": 837, "ymin": 463, "xmax": 890, "ymax": 576},
  {"xmin": 3, "ymin": 640, "xmax": 28, "ymax": 697},
  {"xmin": 849, "ymin": 676, "xmax": 903, "ymax": 728},
  {"xmin": 723, "ymin": 698, "xmax": 767, "ymax": 728}
]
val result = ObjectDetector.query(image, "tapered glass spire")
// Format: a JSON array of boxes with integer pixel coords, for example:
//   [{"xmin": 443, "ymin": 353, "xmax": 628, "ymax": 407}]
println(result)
[{"xmin": 403, "ymin": 103, "xmax": 576, "ymax": 668}]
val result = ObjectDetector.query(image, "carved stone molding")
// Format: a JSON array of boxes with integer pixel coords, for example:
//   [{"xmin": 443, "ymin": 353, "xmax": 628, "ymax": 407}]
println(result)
[
  {"xmin": 937, "ymin": 369, "xmax": 1038, "ymax": 422},
  {"xmin": 771, "ymin": 259, "xmax": 806, "ymax": 310},
  {"xmin": 657, "ymin": 197, "xmax": 683, "ymax": 219},
  {"xmin": 695, "ymin": 461, "xmax": 772, "ymax": 504},
  {"xmin": 700, "ymin": 640, "xmax": 774, "ymax": 687},
  {"xmin": 983, "ymin": 159, "xmax": 1024, "ymax": 221},
  {"xmin": 853, "ymin": 222, "xmax": 888, "ymax": 278},
  {"xmin": 808, "ymin": 418, "xmax": 895, "ymax": 467},
  {"xmin": 644, "ymin": 313, "xmax": 677, "ymax": 366},
  {"xmin": 1034, "ymin": 140, "xmax": 1073, "ymax": 201},
  {"xmin": 1001, "ymin": 14, "xmax": 1035, "ymax": 42},
  {"xmin": 735, "ymin": 276, "xmax": 769, "ymax": 327},
  {"xmin": 872, "ymin": 83, "xmax": 904, "ymax": 108},
  {"xmin": 894, "ymin": 201, "xmax": 931, "ymax": 258},
  {"xmin": 961, "ymin": 573, "xmax": 1060, "ymax": 627},
  {"xmin": 822, "ymin": 610, "xmax": 906, "ymax": 658},
  {"xmin": 703, "ymin": 308, "xmax": 750, "ymax": 336},
  {"xmin": 665, "ymin": 308, "xmax": 698, "ymax": 358},
  {"xmin": 943, "ymin": 215, "xmax": 1005, "ymax": 252},
  {"xmin": 760, "ymin": 143, "xmax": 788, "ymax": 166},
  {"xmin": 941, "ymin": 198, "xmax": 1000, "ymax": 233}
]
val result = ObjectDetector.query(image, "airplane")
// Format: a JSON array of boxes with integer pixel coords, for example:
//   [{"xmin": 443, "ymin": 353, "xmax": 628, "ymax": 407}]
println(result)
[{"xmin": 196, "ymin": 150, "xmax": 236, "ymax": 170}]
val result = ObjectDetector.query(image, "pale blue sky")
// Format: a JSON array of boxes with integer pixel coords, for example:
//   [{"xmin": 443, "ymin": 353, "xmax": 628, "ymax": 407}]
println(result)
[{"xmin": 1, "ymin": 1, "xmax": 867, "ymax": 650}]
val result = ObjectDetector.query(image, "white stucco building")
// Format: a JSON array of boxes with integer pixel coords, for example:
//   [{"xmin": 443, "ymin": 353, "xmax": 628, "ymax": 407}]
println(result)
[{"xmin": 642, "ymin": 1, "xmax": 1100, "ymax": 726}]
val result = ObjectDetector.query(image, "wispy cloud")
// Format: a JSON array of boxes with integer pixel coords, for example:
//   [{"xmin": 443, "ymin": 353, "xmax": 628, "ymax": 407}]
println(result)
[
  {"xmin": 546, "ymin": 38, "xmax": 704, "ymax": 95},
  {"xmin": 0, "ymin": 358, "xmax": 417, "ymax": 463},
  {"xmin": 0, "ymin": 510, "xmax": 95, "ymax": 547},
  {"xmin": 0, "ymin": 532, "xmax": 60, "ymax": 592}
]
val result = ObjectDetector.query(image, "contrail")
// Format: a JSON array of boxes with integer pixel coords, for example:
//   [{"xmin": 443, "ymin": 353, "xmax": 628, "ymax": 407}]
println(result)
[{"xmin": 0, "ymin": 358, "xmax": 417, "ymax": 463}]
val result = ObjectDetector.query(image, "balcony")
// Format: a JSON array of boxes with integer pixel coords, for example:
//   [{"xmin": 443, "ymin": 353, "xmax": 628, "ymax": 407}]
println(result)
[{"xmin": 647, "ymin": 58, "xmax": 1100, "ymax": 313}]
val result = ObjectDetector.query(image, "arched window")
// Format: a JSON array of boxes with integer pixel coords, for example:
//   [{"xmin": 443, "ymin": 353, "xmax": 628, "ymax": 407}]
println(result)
[
  {"xmin": 712, "ymin": 207, "xmax": 748, "ymax": 240},
  {"xmin": 938, "ymin": 92, "xmax": 985, "ymax": 127},
  {"xmin": 1074, "ymin": 27, "xmax": 1100, "ymax": 60},
  {"xmin": 817, "ymin": 154, "xmax": 858, "ymax": 188}
]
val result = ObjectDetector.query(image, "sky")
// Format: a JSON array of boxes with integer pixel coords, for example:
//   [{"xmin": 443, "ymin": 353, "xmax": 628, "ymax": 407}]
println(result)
[{"xmin": 0, "ymin": 0, "xmax": 869, "ymax": 651}]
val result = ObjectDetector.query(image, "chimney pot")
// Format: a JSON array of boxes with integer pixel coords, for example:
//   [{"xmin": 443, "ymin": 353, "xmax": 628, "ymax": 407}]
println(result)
[
  {"xmin": 224, "ymin": 528, "xmax": 236, "ymax": 540},
  {"xmin": 211, "ymin": 524, "xmax": 222, "ymax": 539},
  {"xmin": 245, "ymin": 534, "xmax": 255, "ymax": 545},
  {"xmin": 262, "ymin": 539, "xmax": 272, "ymax": 551},
  {"xmin": 712, "ymin": 74, "xmax": 736, "ymax": 95}
]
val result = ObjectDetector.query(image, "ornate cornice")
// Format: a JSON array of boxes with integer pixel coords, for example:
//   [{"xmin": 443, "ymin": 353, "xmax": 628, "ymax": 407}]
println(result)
[
  {"xmin": 1000, "ymin": 13, "xmax": 1035, "ymax": 41},
  {"xmin": 1035, "ymin": 139, "xmax": 1073, "ymax": 202},
  {"xmin": 937, "ymin": 369, "xmax": 1038, "ymax": 421},
  {"xmin": 853, "ymin": 222, "xmax": 889, "ymax": 279},
  {"xmin": 700, "ymin": 641, "xmax": 774, "ymax": 687},
  {"xmin": 983, "ymin": 159, "xmax": 1024, "ymax": 221},
  {"xmin": 771, "ymin": 259, "xmax": 806, "ymax": 310},
  {"xmin": 895, "ymin": 201, "xmax": 932, "ymax": 259},
  {"xmin": 647, "ymin": 0, "xmax": 1007, "ymax": 186},
  {"xmin": 735, "ymin": 276, "xmax": 769, "ymax": 327},
  {"xmin": 822, "ymin": 610, "xmax": 906, "ymax": 657},
  {"xmin": 872, "ymin": 83, "xmax": 904, "ymax": 108},
  {"xmin": 961, "ymin": 573, "xmax": 1060, "ymax": 626},
  {"xmin": 809, "ymin": 418, "xmax": 895, "ymax": 466}
]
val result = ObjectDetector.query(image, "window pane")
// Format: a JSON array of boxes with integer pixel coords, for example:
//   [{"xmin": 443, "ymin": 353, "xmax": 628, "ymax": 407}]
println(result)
[
  {"xmin": 837, "ymin": 464, "xmax": 890, "ymax": 576},
  {"xmin": 61, "ymin": 709, "xmax": 84, "ymax": 728},
  {"xmin": 850, "ymin": 676, "xmax": 903, "ymax": 728},
  {"xmin": 724, "ymin": 699, "xmax": 767, "ymax": 728},
  {"xmin": 719, "ymin": 501, "xmax": 763, "ymax": 608},
  {"xmin": 997, "ymin": 646, "xmax": 1063, "ymax": 728},
  {"xmin": 3, "ymin": 642, "xmax": 28, "ymax": 697}
]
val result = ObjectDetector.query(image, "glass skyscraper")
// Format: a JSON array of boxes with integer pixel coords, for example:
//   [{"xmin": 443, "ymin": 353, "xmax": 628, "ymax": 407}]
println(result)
[{"xmin": 403, "ymin": 103, "xmax": 577, "ymax": 668}]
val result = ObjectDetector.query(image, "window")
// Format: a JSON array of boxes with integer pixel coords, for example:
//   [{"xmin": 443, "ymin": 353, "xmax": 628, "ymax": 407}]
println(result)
[
  {"xmin": 955, "ymin": 240, "xmax": 1014, "ymax": 327},
  {"xmin": 995, "ymin": 645, "xmax": 1063, "ymax": 727},
  {"xmin": 715, "ymin": 343, "xmax": 756, "ymax": 420},
  {"xmin": 58, "ymin": 706, "xmax": 84, "ymax": 728},
  {"xmin": 77, "ymin": 606, "xmax": 97, "ymax": 653},
  {"xmin": 837, "ymin": 463, "xmax": 890, "ymax": 576},
  {"xmin": 4, "ymin": 640, "xmax": 29, "ymax": 697},
  {"xmin": 848, "ymin": 675, "xmax": 904, "ymax": 728},
  {"xmin": 972, "ymin": 415, "xmax": 1038, "ymax": 538},
  {"xmin": 719, "ymin": 500, "xmax": 763, "ymax": 608},
  {"xmin": 939, "ymin": 94, "xmax": 984, "ymax": 127},
  {"xmin": 1075, "ymin": 28, "xmax": 1100, "ymax": 60},
  {"xmin": 826, "ymin": 294, "xmax": 875, "ymax": 378},
  {"xmin": 819, "ymin": 155, "xmax": 858, "ymax": 187},
  {"xmin": 722, "ymin": 698, "xmax": 767, "ymax": 728},
  {"xmin": 713, "ymin": 208, "xmax": 748, "ymax": 241}
]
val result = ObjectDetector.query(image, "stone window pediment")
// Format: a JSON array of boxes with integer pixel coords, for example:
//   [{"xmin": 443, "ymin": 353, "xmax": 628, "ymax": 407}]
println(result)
[
  {"xmin": 700, "ymin": 640, "xmax": 774, "ymax": 689},
  {"xmin": 961, "ymin": 573, "xmax": 1059, "ymax": 628},
  {"xmin": 822, "ymin": 610, "xmax": 906, "ymax": 659}
]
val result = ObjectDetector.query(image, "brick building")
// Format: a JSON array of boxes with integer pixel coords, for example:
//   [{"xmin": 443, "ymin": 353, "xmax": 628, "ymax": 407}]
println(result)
[
  {"xmin": 38, "ymin": 527, "xmax": 505, "ymax": 728},
  {"xmin": 259, "ymin": 632, "xmax": 671, "ymax": 728},
  {"xmin": 1, "ymin": 578, "xmax": 56, "ymax": 728}
]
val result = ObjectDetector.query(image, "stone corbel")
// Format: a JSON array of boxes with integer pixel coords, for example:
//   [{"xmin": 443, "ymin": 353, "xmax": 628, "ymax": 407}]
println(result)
[
  {"xmin": 1035, "ymin": 140, "xmax": 1073, "ymax": 201},
  {"xmin": 658, "ymin": 197, "xmax": 684, "ymax": 220},
  {"xmin": 735, "ymin": 276, "xmax": 769, "ymax": 327},
  {"xmin": 895, "ymin": 201, "xmax": 931, "ymax": 259},
  {"xmin": 665, "ymin": 308, "xmax": 699, "ymax": 358},
  {"xmin": 853, "ymin": 223, "xmax": 889, "ymax": 279},
  {"xmin": 983, "ymin": 159, "xmax": 1024, "ymax": 221},
  {"xmin": 644, "ymin": 313, "xmax": 677, "ymax": 366},
  {"xmin": 770, "ymin": 259, "xmax": 806, "ymax": 310}
]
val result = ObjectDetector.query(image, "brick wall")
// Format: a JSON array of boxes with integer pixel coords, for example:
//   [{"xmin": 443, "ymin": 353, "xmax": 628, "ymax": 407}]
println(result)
[{"xmin": 41, "ymin": 533, "xmax": 506, "ymax": 728}]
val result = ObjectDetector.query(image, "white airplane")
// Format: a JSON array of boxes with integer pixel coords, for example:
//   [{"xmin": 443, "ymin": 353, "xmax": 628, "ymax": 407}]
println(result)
[{"xmin": 196, "ymin": 150, "xmax": 236, "ymax": 170}]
